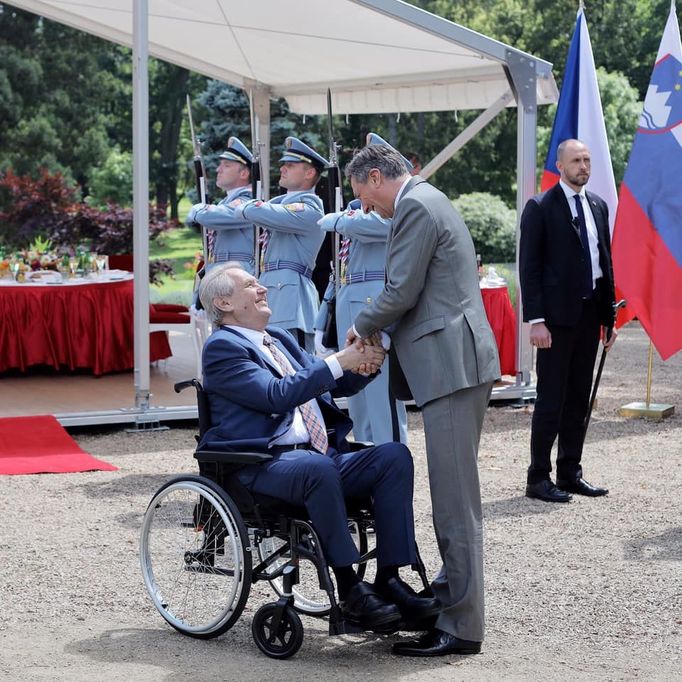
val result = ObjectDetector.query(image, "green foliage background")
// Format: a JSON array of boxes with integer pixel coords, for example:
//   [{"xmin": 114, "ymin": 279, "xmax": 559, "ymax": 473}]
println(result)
[{"xmin": 0, "ymin": 0, "xmax": 678, "ymax": 225}]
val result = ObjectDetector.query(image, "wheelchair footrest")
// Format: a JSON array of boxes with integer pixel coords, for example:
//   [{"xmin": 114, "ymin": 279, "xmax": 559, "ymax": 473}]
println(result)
[{"xmin": 328, "ymin": 619, "xmax": 366, "ymax": 636}]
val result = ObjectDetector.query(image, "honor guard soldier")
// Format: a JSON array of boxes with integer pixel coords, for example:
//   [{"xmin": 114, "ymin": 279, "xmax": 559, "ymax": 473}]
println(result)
[
  {"xmin": 233, "ymin": 136, "xmax": 327, "ymax": 351},
  {"xmin": 315, "ymin": 133, "xmax": 410, "ymax": 445},
  {"xmin": 186, "ymin": 136, "xmax": 255, "ymax": 273}
]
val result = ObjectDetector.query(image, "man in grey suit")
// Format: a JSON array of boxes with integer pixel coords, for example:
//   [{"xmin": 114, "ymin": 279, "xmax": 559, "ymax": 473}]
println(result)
[{"xmin": 345, "ymin": 144, "xmax": 500, "ymax": 657}]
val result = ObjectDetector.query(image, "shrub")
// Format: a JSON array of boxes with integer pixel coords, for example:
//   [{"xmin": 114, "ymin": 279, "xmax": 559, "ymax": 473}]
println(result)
[
  {"xmin": 87, "ymin": 147, "xmax": 133, "ymax": 207},
  {"xmin": 453, "ymin": 192, "xmax": 517, "ymax": 264}
]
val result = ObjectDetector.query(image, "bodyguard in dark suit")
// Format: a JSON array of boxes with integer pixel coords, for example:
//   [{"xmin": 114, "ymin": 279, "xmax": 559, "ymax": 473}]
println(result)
[
  {"xmin": 198, "ymin": 263, "xmax": 441, "ymax": 632},
  {"xmin": 520, "ymin": 139, "xmax": 617, "ymax": 503}
]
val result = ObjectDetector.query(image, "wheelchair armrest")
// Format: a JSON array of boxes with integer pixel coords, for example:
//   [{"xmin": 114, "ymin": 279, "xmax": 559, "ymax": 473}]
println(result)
[
  {"xmin": 347, "ymin": 440, "xmax": 374, "ymax": 451},
  {"xmin": 194, "ymin": 448, "xmax": 273, "ymax": 465},
  {"xmin": 174, "ymin": 378, "xmax": 200, "ymax": 393}
]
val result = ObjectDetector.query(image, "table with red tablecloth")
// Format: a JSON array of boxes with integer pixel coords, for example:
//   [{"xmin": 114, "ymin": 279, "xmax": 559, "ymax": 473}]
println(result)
[
  {"xmin": 0, "ymin": 277, "xmax": 171, "ymax": 375},
  {"xmin": 481, "ymin": 286, "xmax": 516, "ymax": 376}
]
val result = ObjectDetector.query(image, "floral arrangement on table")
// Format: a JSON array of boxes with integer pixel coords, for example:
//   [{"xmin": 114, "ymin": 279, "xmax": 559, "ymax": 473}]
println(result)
[{"xmin": 0, "ymin": 236, "xmax": 66, "ymax": 277}]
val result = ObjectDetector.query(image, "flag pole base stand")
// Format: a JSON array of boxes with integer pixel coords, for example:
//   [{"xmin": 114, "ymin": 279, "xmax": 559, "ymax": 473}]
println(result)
[{"xmin": 619, "ymin": 402, "xmax": 675, "ymax": 420}]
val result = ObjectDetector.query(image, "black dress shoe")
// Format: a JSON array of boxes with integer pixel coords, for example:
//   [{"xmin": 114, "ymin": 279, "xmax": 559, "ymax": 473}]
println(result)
[
  {"xmin": 374, "ymin": 577, "xmax": 442, "ymax": 621},
  {"xmin": 525, "ymin": 479, "xmax": 572, "ymax": 503},
  {"xmin": 557, "ymin": 477, "xmax": 608, "ymax": 497},
  {"xmin": 392, "ymin": 629, "xmax": 482, "ymax": 657},
  {"xmin": 340, "ymin": 581, "xmax": 401, "ymax": 629}
]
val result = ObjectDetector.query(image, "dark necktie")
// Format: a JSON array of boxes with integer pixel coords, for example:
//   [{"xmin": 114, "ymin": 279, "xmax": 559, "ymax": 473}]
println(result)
[
  {"xmin": 573, "ymin": 194, "xmax": 594, "ymax": 298},
  {"xmin": 262, "ymin": 335, "xmax": 329, "ymax": 454}
]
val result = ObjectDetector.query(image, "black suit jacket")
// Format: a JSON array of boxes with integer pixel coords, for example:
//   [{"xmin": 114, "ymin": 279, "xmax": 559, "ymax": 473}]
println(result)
[{"xmin": 519, "ymin": 183, "xmax": 616, "ymax": 328}]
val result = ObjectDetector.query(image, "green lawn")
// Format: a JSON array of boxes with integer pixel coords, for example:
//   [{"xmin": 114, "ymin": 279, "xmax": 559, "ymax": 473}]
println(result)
[{"xmin": 150, "ymin": 222, "xmax": 201, "ymax": 305}]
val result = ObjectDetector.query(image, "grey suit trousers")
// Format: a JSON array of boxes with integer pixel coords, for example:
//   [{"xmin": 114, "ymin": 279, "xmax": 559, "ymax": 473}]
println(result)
[{"xmin": 421, "ymin": 380, "xmax": 493, "ymax": 642}]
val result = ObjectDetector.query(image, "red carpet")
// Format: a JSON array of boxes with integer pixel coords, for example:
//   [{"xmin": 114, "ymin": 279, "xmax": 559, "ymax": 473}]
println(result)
[{"xmin": 0, "ymin": 415, "xmax": 118, "ymax": 475}]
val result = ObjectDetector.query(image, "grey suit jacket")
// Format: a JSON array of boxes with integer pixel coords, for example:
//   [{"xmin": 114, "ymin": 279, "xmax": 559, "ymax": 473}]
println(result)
[{"xmin": 354, "ymin": 177, "xmax": 500, "ymax": 407}]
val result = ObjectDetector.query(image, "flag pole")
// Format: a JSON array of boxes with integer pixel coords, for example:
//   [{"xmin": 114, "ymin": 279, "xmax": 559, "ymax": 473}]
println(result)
[{"xmin": 619, "ymin": 339, "xmax": 674, "ymax": 420}]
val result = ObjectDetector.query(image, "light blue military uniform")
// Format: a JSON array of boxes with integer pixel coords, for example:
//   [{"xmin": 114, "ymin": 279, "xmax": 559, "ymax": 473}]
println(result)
[
  {"xmin": 316, "ymin": 199, "xmax": 408, "ymax": 444},
  {"xmin": 315, "ymin": 133, "xmax": 414, "ymax": 445},
  {"xmin": 186, "ymin": 137, "xmax": 255, "ymax": 273},
  {"xmin": 233, "ymin": 137, "xmax": 326, "ymax": 351}
]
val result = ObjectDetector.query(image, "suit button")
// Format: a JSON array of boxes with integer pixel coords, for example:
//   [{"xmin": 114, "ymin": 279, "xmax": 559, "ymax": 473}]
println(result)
[
  {"xmin": 277, "ymin": 282, "xmax": 283, "ymax": 289},
  {"xmin": 366, "ymin": 297, "xmax": 372, "ymax": 304}
]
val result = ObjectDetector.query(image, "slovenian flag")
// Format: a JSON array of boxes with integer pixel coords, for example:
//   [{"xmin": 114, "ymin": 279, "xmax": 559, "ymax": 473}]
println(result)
[
  {"xmin": 541, "ymin": 8, "xmax": 618, "ymax": 234},
  {"xmin": 611, "ymin": 3, "xmax": 682, "ymax": 359}
]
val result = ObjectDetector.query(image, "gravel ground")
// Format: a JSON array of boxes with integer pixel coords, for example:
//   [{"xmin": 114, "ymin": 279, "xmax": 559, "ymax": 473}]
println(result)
[{"xmin": 1, "ymin": 321, "xmax": 680, "ymax": 681}]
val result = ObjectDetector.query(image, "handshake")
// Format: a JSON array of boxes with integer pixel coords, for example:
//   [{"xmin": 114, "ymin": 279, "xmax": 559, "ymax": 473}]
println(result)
[{"xmin": 333, "ymin": 329, "xmax": 387, "ymax": 376}]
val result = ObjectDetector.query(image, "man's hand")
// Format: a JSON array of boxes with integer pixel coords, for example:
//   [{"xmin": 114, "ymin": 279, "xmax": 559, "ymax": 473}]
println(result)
[
  {"xmin": 603, "ymin": 326, "xmax": 618, "ymax": 352},
  {"xmin": 530, "ymin": 322, "xmax": 552, "ymax": 350},
  {"xmin": 334, "ymin": 342, "xmax": 386, "ymax": 376},
  {"xmin": 186, "ymin": 203, "xmax": 202, "ymax": 225}
]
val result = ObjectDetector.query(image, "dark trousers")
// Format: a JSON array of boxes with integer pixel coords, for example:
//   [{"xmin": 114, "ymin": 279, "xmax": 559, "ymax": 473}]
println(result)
[
  {"xmin": 528, "ymin": 299, "xmax": 601, "ymax": 484},
  {"xmin": 236, "ymin": 442, "xmax": 416, "ymax": 568}
]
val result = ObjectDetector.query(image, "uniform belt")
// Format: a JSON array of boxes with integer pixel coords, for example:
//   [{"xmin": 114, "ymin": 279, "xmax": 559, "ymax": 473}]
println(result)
[
  {"xmin": 341, "ymin": 270, "xmax": 385, "ymax": 285},
  {"xmin": 214, "ymin": 252, "xmax": 254, "ymax": 263},
  {"xmin": 263, "ymin": 260, "xmax": 313, "ymax": 279}
]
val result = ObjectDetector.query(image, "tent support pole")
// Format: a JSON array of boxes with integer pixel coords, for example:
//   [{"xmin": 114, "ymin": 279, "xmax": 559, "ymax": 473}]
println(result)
[
  {"xmin": 421, "ymin": 90, "xmax": 514, "ymax": 180},
  {"xmin": 506, "ymin": 50, "xmax": 538, "ymax": 389},
  {"xmin": 133, "ymin": 0, "xmax": 150, "ymax": 409}
]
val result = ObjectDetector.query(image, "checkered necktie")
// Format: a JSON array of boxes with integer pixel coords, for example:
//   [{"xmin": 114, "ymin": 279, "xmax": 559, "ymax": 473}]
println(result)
[
  {"xmin": 262, "ymin": 335, "xmax": 329, "ymax": 454},
  {"xmin": 339, "ymin": 238, "xmax": 351, "ymax": 281}
]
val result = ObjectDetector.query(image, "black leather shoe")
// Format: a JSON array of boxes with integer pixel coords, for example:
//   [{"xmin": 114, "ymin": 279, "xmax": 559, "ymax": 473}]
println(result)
[
  {"xmin": 557, "ymin": 477, "xmax": 608, "ymax": 497},
  {"xmin": 340, "ymin": 581, "xmax": 402, "ymax": 629},
  {"xmin": 374, "ymin": 577, "xmax": 442, "ymax": 621},
  {"xmin": 525, "ymin": 479, "xmax": 572, "ymax": 503},
  {"xmin": 392, "ymin": 629, "xmax": 482, "ymax": 657}
]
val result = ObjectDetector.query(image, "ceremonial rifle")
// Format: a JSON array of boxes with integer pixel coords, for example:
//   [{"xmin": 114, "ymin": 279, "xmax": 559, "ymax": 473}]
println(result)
[
  {"xmin": 321, "ymin": 88, "xmax": 344, "ymax": 348},
  {"xmin": 249, "ymin": 90, "xmax": 264, "ymax": 277},
  {"xmin": 186, "ymin": 94, "xmax": 209, "ymax": 269}
]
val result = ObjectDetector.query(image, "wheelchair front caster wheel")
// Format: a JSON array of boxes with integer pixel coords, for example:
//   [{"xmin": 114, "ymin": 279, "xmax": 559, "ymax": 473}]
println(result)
[{"xmin": 252, "ymin": 603, "xmax": 304, "ymax": 659}]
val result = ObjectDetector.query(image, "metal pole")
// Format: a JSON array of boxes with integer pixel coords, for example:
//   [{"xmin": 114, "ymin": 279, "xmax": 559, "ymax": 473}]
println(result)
[
  {"xmin": 133, "ymin": 0, "xmax": 150, "ymax": 409},
  {"xmin": 645, "ymin": 340, "xmax": 654, "ymax": 408},
  {"xmin": 506, "ymin": 51, "xmax": 538, "ymax": 388}
]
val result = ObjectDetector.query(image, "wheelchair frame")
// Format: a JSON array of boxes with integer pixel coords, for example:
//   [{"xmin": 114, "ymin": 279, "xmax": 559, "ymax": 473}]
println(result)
[{"xmin": 139, "ymin": 378, "xmax": 430, "ymax": 659}]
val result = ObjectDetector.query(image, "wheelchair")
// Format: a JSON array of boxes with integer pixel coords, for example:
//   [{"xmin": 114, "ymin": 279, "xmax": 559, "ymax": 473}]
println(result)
[{"xmin": 139, "ymin": 379, "xmax": 430, "ymax": 659}]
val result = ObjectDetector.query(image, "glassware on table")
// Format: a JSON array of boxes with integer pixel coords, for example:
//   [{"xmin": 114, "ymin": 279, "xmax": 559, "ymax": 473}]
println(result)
[
  {"xmin": 9, "ymin": 258, "xmax": 21, "ymax": 281},
  {"xmin": 95, "ymin": 254, "xmax": 109, "ymax": 275},
  {"xmin": 68, "ymin": 256, "xmax": 78, "ymax": 278}
]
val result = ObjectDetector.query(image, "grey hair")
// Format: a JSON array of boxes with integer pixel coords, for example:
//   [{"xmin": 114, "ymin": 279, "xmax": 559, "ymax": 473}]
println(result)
[
  {"xmin": 199, "ymin": 261, "xmax": 244, "ymax": 326},
  {"xmin": 344, "ymin": 144, "xmax": 409, "ymax": 183}
]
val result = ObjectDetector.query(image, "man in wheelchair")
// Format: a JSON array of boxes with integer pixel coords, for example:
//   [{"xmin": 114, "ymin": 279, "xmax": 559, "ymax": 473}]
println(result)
[{"xmin": 198, "ymin": 263, "xmax": 441, "ymax": 632}]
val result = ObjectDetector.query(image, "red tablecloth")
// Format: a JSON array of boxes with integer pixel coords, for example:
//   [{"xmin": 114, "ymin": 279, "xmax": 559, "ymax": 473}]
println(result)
[
  {"xmin": 0, "ymin": 279, "xmax": 171, "ymax": 375},
  {"xmin": 481, "ymin": 286, "xmax": 516, "ymax": 376}
]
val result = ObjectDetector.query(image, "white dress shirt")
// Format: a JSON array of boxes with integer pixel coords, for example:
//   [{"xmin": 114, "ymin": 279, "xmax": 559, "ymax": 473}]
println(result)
[{"xmin": 225, "ymin": 325, "xmax": 342, "ymax": 447}]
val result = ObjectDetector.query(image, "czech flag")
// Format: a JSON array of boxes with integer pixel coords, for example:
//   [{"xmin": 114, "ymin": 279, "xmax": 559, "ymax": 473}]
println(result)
[
  {"xmin": 541, "ymin": 8, "xmax": 618, "ymax": 234},
  {"xmin": 611, "ymin": 3, "xmax": 682, "ymax": 359}
]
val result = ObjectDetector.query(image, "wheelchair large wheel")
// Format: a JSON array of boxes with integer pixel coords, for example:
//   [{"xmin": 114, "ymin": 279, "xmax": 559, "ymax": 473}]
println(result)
[
  {"xmin": 257, "ymin": 520, "xmax": 368, "ymax": 616},
  {"xmin": 252, "ymin": 603, "xmax": 303, "ymax": 659},
  {"xmin": 140, "ymin": 475, "xmax": 252, "ymax": 639}
]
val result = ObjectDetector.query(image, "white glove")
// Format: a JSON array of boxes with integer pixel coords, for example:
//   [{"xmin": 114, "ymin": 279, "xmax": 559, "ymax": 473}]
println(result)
[
  {"xmin": 186, "ymin": 203, "xmax": 203, "ymax": 225},
  {"xmin": 314, "ymin": 329, "xmax": 335, "ymax": 357}
]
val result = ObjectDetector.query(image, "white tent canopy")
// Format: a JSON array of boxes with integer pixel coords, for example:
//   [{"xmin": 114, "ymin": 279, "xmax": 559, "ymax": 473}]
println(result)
[{"xmin": 6, "ymin": 0, "xmax": 558, "ymax": 424}]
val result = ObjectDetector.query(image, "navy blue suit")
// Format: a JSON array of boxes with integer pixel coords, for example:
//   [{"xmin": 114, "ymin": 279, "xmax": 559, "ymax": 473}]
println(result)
[{"xmin": 200, "ymin": 325, "xmax": 416, "ymax": 568}]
